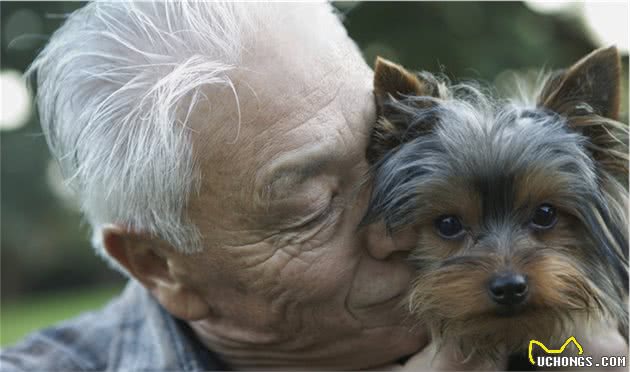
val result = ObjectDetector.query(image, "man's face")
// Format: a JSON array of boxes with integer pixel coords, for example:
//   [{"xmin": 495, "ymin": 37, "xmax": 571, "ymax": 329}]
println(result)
[{"xmin": 164, "ymin": 12, "xmax": 425, "ymax": 369}]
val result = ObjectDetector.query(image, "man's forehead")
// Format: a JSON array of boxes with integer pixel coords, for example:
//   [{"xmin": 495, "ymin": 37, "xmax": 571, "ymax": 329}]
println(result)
[
  {"xmin": 242, "ymin": 52, "xmax": 366, "ymax": 119},
  {"xmin": 240, "ymin": 3, "xmax": 369, "ymax": 105},
  {"xmin": 194, "ymin": 51, "xmax": 370, "ymax": 153},
  {"xmin": 188, "ymin": 6, "xmax": 373, "ymax": 195}
]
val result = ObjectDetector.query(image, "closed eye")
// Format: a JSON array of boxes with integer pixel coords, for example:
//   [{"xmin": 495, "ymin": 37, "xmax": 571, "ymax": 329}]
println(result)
[{"xmin": 299, "ymin": 193, "xmax": 342, "ymax": 230}]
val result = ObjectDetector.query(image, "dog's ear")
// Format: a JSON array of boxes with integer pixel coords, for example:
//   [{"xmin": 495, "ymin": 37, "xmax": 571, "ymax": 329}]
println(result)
[
  {"xmin": 368, "ymin": 57, "xmax": 445, "ymax": 163},
  {"xmin": 538, "ymin": 47, "xmax": 627, "ymax": 178},
  {"xmin": 374, "ymin": 57, "xmax": 445, "ymax": 116},
  {"xmin": 538, "ymin": 46, "xmax": 621, "ymax": 120}
]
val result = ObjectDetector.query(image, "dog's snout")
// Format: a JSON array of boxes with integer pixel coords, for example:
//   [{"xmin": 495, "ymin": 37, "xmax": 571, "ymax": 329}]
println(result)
[{"xmin": 489, "ymin": 273, "xmax": 528, "ymax": 306}]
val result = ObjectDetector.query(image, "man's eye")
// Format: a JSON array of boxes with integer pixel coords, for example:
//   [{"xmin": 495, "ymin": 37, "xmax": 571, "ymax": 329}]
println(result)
[
  {"xmin": 297, "ymin": 193, "xmax": 340, "ymax": 230},
  {"xmin": 434, "ymin": 215, "xmax": 465, "ymax": 239},
  {"xmin": 302, "ymin": 203, "xmax": 332, "ymax": 227},
  {"xmin": 530, "ymin": 204, "xmax": 557, "ymax": 230}
]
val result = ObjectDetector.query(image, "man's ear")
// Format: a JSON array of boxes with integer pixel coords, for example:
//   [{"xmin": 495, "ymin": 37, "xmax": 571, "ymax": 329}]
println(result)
[
  {"xmin": 538, "ymin": 46, "xmax": 621, "ymax": 120},
  {"xmin": 102, "ymin": 226, "xmax": 210, "ymax": 321},
  {"xmin": 368, "ymin": 57, "xmax": 446, "ymax": 164}
]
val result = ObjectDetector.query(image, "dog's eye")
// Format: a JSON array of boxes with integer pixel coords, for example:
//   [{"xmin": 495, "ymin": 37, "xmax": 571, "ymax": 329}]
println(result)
[
  {"xmin": 530, "ymin": 204, "xmax": 557, "ymax": 230},
  {"xmin": 434, "ymin": 215, "xmax": 464, "ymax": 239}
]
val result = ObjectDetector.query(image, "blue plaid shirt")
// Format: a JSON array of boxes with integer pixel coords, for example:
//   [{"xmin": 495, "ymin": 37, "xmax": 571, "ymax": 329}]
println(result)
[{"xmin": 1, "ymin": 281, "xmax": 230, "ymax": 371}]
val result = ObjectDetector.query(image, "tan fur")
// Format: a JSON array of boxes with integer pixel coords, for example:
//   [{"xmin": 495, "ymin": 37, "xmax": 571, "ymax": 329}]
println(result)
[
  {"xmin": 539, "ymin": 47, "xmax": 621, "ymax": 121},
  {"xmin": 373, "ymin": 57, "xmax": 426, "ymax": 110}
]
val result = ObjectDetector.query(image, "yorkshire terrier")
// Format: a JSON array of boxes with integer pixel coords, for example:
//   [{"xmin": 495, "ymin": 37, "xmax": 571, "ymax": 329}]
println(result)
[{"xmin": 362, "ymin": 47, "xmax": 629, "ymax": 368}]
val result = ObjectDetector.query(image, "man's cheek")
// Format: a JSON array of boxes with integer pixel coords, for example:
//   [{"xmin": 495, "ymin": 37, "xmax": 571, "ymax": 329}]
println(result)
[
  {"xmin": 257, "ymin": 241, "xmax": 358, "ymax": 300},
  {"xmin": 347, "ymin": 258, "xmax": 413, "ymax": 306}
]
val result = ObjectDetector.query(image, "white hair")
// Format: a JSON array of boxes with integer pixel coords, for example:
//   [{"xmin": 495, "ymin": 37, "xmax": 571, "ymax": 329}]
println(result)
[{"xmin": 27, "ymin": 1, "xmax": 345, "ymax": 268}]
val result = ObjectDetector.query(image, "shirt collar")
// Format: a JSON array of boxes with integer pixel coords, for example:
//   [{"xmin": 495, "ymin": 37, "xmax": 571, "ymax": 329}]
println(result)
[{"xmin": 113, "ymin": 280, "xmax": 230, "ymax": 371}]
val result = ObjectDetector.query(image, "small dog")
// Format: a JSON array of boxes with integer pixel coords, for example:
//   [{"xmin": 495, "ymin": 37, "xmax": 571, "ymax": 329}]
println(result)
[{"xmin": 362, "ymin": 47, "xmax": 628, "ymax": 366}]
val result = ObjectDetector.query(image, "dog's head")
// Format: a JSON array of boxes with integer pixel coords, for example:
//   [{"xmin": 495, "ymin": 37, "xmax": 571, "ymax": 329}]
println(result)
[{"xmin": 363, "ymin": 47, "xmax": 628, "ymax": 354}]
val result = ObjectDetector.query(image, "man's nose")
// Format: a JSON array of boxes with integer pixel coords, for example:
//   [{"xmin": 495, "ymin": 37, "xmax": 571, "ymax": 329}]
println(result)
[{"xmin": 363, "ymin": 221, "xmax": 415, "ymax": 260}]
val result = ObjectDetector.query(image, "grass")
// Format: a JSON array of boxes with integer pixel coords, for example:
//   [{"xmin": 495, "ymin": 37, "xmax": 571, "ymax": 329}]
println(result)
[{"xmin": 0, "ymin": 285, "xmax": 123, "ymax": 347}]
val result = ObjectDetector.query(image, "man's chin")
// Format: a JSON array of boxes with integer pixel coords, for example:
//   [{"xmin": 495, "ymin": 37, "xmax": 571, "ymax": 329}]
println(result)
[
  {"xmin": 202, "ymin": 326, "xmax": 427, "ymax": 370},
  {"xmin": 313, "ymin": 327, "xmax": 428, "ymax": 371}
]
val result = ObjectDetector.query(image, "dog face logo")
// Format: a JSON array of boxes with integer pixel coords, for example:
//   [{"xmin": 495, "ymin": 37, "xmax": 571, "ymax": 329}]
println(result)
[{"xmin": 528, "ymin": 336, "xmax": 583, "ymax": 366}]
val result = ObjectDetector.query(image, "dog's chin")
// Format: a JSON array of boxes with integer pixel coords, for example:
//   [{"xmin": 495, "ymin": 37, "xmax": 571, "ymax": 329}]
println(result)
[
  {"xmin": 427, "ymin": 305, "xmax": 582, "ymax": 358},
  {"xmin": 493, "ymin": 303, "xmax": 529, "ymax": 317}
]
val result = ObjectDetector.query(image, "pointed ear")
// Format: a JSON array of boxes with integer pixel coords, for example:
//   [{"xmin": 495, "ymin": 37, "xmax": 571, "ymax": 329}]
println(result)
[
  {"xmin": 103, "ymin": 227, "xmax": 211, "ymax": 321},
  {"xmin": 538, "ymin": 46, "xmax": 621, "ymax": 120},
  {"xmin": 538, "ymin": 47, "xmax": 627, "ymax": 178},
  {"xmin": 374, "ymin": 57, "xmax": 423, "ymax": 114},
  {"xmin": 374, "ymin": 56, "xmax": 445, "ymax": 115},
  {"xmin": 368, "ymin": 57, "xmax": 446, "ymax": 164}
]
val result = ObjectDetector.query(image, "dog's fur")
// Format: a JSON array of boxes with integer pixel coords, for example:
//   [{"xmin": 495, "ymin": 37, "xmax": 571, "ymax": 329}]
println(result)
[{"xmin": 363, "ymin": 47, "xmax": 629, "ymax": 362}]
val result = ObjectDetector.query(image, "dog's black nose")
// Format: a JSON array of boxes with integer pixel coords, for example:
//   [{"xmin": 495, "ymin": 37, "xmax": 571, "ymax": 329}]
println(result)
[{"xmin": 489, "ymin": 273, "xmax": 528, "ymax": 306}]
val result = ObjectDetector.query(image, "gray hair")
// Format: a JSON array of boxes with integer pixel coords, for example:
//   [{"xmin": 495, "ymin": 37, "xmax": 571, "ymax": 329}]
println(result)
[{"xmin": 27, "ymin": 2, "xmax": 340, "ymax": 267}]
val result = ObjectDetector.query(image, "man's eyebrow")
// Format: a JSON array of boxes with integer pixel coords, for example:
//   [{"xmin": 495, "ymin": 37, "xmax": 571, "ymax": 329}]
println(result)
[{"xmin": 257, "ymin": 148, "xmax": 337, "ymax": 201}]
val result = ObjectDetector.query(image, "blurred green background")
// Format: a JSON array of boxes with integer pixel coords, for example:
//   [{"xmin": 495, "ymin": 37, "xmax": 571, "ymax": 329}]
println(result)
[{"xmin": 1, "ymin": 2, "xmax": 628, "ymax": 346}]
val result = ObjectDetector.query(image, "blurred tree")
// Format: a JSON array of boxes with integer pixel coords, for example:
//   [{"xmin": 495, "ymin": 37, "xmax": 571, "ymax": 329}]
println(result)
[
  {"xmin": 339, "ymin": 2, "xmax": 594, "ymax": 78},
  {"xmin": 1, "ymin": 2, "xmax": 123, "ymax": 298}
]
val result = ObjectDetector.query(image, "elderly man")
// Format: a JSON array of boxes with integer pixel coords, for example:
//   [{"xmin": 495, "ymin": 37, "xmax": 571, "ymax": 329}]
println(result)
[
  {"xmin": 1, "ymin": 2, "xmax": 626, "ymax": 371},
  {"xmin": 2, "ymin": 2, "xmax": 430, "ymax": 370}
]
